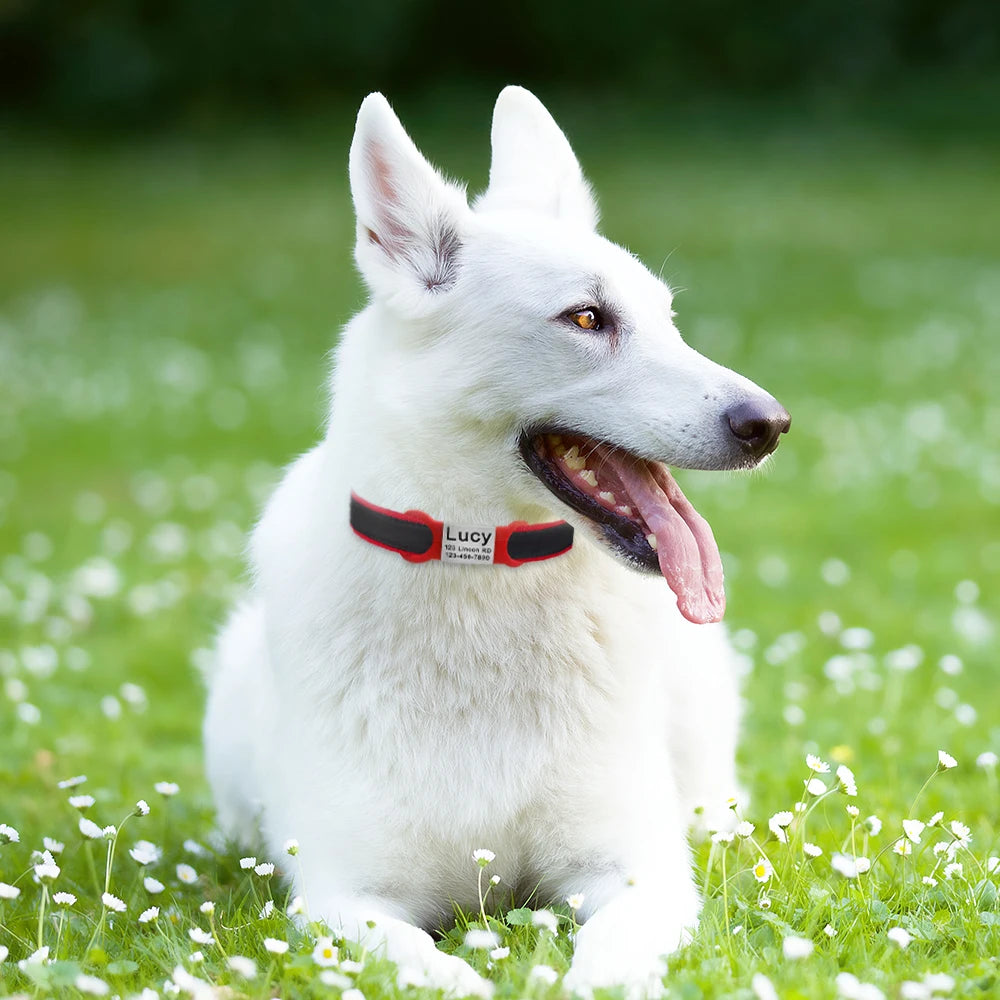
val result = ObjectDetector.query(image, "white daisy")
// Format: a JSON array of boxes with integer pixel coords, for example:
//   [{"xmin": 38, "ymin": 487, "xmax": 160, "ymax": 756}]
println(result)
[
  {"xmin": 154, "ymin": 781, "xmax": 180, "ymax": 796},
  {"xmin": 138, "ymin": 906, "xmax": 159, "ymax": 923},
  {"xmin": 57, "ymin": 775, "xmax": 87, "ymax": 789},
  {"xmin": 803, "ymin": 842, "xmax": 823, "ymax": 858},
  {"xmin": 228, "ymin": 956, "xmax": 257, "ymax": 979},
  {"xmin": 53, "ymin": 891, "xmax": 76, "ymax": 906},
  {"xmin": 253, "ymin": 862, "xmax": 275, "ymax": 877},
  {"xmin": 805, "ymin": 777, "xmax": 827, "ymax": 796},
  {"xmin": 176, "ymin": 863, "xmax": 198, "ymax": 884},
  {"xmin": 0, "ymin": 823, "xmax": 19, "ymax": 843},
  {"xmin": 199, "ymin": 901, "xmax": 214, "ymax": 915},
  {"xmin": 188, "ymin": 927, "xmax": 214, "ymax": 946},
  {"xmin": 782, "ymin": 935, "xmax": 813, "ymax": 959},
  {"xmin": 312, "ymin": 937, "xmax": 339, "ymax": 966},
  {"xmin": 893, "ymin": 839, "xmax": 913, "ymax": 856},
  {"xmin": 464, "ymin": 929, "xmax": 500, "ymax": 950},
  {"xmin": 532, "ymin": 909, "xmax": 558, "ymax": 933},
  {"xmin": 43, "ymin": 837, "xmax": 65, "ymax": 854},
  {"xmin": 284, "ymin": 839, "xmax": 300, "ymax": 856},
  {"xmin": 977, "ymin": 751, "xmax": 998, "ymax": 769},
  {"xmin": 865, "ymin": 815, "xmax": 882, "ymax": 835},
  {"xmin": 68, "ymin": 794, "xmax": 95, "ymax": 810},
  {"xmin": 472, "ymin": 848, "xmax": 496, "ymax": 866},
  {"xmin": 490, "ymin": 946, "xmax": 510, "ymax": 960},
  {"xmin": 33, "ymin": 861, "xmax": 60, "ymax": 882},
  {"xmin": 753, "ymin": 857, "xmax": 774, "ymax": 883},
  {"xmin": 566, "ymin": 893, "xmax": 585, "ymax": 910},
  {"xmin": 768, "ymin": 811, "xmax": 794, "ymax": 843},
  {"xmin": 129, "ymin": 840, "xmax": 161, "ymax": 865},
  {"xmin": 752, "ymin": 973, "xmax": 779, "ymax": 1000},
  {"xmin": 903, "ymin": 819, "xmax": 925, "ymax": 844},
  {"xmin": 529, "ymin": 965, "xmax": 558, "ymax": 985},
  {"xmin": 944, "ymin": 862, "xmax": 963, "ymax": 880},
  {"xmin": 888, "ymin": 927, "xmax": 912, "ymax": 948},
  {"xmin": 143, "ymin": 876, "xmax": 165, "ymax": 894},
  {"xmin": 263, "ymin": 937, "xmax": 289, "ymax": 955},
  {"xmin": 239, "ymin": 856, "xmax": 257, "ymax": 870},
  {"xmin": 75, "ymin": 974, "xmax": 110, "ymax": 996},
  {"xmin": 806, "ymin": 754, "xmax": 830, "ymax": 773},
  {"xmin": 937, "ymin": 750, "xmax": 957, "ymax": 770},
  {"xmin": 79, "ymin": 818, "xmax": 102, "ymax": 839},
  {"xmin": 0, "ymin": 882, "xmax": 21, "ymax": 899},
  {"xmin": 735, "ymin": 820, "xmax": 755, "ymax": 838},
  {"xmin": 102, "ymin": 892, "xmax": 126, "ymax": 912}
]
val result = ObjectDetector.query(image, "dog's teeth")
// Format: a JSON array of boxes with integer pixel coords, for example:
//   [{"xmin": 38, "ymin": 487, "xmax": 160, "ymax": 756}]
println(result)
[
  {"xmin": 562, "ymin": 445, "xmax": 586, "ymax": 471},
  {"xmin": 646, "ymin": 533, "xmax": 658, "ymax": 550},
  {"xmin": 580, "ymin": 470, "xmax": 598, "ymax": 487},
  {"xmin": 618, "ymin": 505, "xmax": 633, "ymax": 518},
  {"xmin": 598, "ymin": 491, "xmax": 616, "ymax": 505}
]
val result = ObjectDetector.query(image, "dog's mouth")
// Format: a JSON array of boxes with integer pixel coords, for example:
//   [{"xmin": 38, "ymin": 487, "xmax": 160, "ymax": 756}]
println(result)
[{"xmin": 519, "ymin": 430, "xmax": 725, "ymax": 624}]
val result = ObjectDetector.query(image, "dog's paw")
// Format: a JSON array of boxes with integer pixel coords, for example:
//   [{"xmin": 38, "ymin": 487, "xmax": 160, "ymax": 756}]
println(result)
[
  {"xmin": 564, "ymin": 889, "xmax": 693, "ymax": 1000},
  {"xmin": 413, "ymin": 950, "xmax": 493, "ymax": 999},
  {"xmin": 563, "ymin": 954, "xmax": 667, "ymax": 1000}
]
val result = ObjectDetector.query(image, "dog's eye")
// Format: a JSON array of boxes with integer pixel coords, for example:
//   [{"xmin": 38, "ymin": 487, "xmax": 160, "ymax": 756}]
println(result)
[{"xmin": 569, "ymin": 308, "xmax": 603, "ymax": 331}]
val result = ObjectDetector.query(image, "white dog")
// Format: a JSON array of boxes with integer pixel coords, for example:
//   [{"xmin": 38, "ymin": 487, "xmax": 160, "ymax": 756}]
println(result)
[{"xmin": 204, "ymin": 87, "xmax": 789, "ymax": 998}]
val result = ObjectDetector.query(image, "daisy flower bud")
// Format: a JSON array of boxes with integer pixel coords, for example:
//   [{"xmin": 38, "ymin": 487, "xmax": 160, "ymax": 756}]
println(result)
[
  {"xmin": 199, "ymin": 901, "xmax": 215, "ymax": 915},
  {"xmin": 472, "ymin": 848, "xmax": 495, "ymax": 867},
  {"xmin": 284, "ymin": 839, "xmax": 300, "ymax": 856},
  {"xmin": 836, "ymin": 765, "xmax": 858, "ymax": 796},
  {"xmin": 239, "ymin": 857, "xmax": 257, "ymax": 870}
]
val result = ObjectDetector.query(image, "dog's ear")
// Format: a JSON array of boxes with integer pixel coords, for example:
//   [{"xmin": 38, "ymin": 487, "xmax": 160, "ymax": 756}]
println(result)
[
  {"xmin": 350, "ymin": 93, "xmax": 470, "ymax": 304},
  {"xmin": 475, "ymin": 86, "xmax": 598, "ymax": 230}
]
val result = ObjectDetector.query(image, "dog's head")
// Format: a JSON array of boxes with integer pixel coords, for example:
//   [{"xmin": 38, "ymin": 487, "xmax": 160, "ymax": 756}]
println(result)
[{"xmin": 347, "ymin": 87, "xmax": 789, "ymax": 624}]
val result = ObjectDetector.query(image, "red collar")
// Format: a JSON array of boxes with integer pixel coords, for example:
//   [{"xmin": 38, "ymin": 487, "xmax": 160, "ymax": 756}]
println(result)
[{"xmin": 350, "ymin": 492, "xmax": 573, "ymax": 567}]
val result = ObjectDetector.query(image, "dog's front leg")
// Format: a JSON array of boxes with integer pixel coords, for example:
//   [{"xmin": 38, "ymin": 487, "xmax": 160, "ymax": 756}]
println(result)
[
  {"xmin": 317, "ymin": 893, "xmax": 493, "ymax": 999},
  {"xmin": 562, "ymin": 865, "xmax": 699, "ymax": 1000}
]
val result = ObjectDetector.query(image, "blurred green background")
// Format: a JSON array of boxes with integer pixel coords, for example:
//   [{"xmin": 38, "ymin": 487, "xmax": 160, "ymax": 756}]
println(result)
[{"xmin": 1, "ymin": 0, "xmax": 998, "ymax": 864}]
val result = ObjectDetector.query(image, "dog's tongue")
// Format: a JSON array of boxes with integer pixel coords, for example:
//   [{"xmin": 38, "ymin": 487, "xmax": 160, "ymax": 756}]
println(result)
[{"xmin": 610, "ymin": 457, "xmax": 726, "ymax": 624}]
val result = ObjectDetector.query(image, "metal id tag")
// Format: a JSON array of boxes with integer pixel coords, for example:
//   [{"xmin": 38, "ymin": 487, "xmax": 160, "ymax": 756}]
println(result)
[{"xmin": 440, "ymin": 524, "xmax": 497, "ymax": 565}]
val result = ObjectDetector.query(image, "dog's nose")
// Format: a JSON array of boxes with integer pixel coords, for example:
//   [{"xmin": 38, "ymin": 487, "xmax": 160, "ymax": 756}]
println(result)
[{"xmin": 726, "ymin": 398, "xmax": 791, "ymax": 459}]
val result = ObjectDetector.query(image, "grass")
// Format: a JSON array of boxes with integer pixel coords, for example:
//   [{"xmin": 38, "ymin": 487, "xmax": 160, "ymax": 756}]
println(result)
[{"xmin": 0, "ymin": 107, "xmax": 999, "ymax": 999}]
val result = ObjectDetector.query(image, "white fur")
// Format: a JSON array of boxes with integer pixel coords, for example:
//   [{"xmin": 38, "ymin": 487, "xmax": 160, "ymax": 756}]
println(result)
[{"xmin": 204, "ymin": 87, "xmax": 775, "ymax": 997}]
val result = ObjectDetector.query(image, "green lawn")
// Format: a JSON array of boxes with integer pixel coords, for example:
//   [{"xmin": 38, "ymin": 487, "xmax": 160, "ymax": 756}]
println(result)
[{"xmin": 1, "ymin": 110, "xmax": 999, "ymax": 999}]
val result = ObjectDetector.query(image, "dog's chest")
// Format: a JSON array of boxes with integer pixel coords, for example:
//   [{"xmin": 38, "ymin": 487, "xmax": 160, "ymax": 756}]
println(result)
[{"xmin": 290, "ymin": 564, "xmax": 650, "ymax": 829}]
